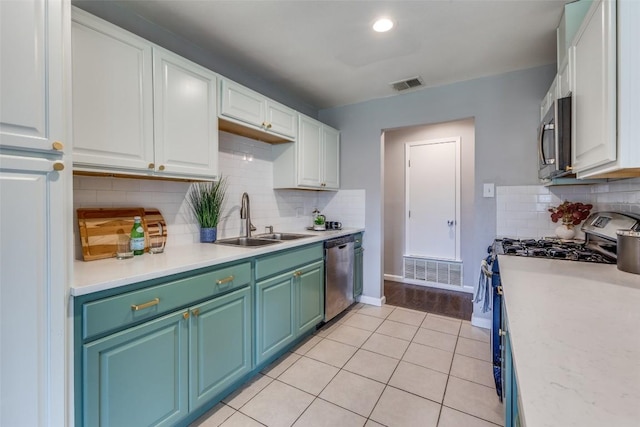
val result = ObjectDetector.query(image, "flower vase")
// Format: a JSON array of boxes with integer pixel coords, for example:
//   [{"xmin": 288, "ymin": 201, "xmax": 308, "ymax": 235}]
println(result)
[
  {"xmin": 555, "ymin": 224, "xmax": 576, "ymax": 240},
  {"xmin": 200, "ymin": 227, "xmax": 217, "ymax": 243}
]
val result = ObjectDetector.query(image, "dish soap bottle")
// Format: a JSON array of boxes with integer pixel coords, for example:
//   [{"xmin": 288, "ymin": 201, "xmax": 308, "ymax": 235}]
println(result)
[{"xmin": 130, "ymin": 216, "xmax": 145, "ymax": 255}]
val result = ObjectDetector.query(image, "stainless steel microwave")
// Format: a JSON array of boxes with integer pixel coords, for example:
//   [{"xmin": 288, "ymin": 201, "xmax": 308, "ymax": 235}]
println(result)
[{"xmin": 538, "ymin": 95, "xmax": 571, "ymax": 181}]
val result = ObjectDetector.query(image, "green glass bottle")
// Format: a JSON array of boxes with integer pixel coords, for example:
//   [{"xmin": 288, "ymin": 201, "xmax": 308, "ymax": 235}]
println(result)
[{"xmin": 130, "ymin": 216, "xmax": 145, "ymax": 256}]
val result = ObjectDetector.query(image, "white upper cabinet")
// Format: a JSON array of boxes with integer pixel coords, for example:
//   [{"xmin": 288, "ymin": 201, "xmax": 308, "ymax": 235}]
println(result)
[
  {"xmin": 273, "ymin": 115, "xmax": 340, "ymax": 190},
  {"xmin": 153, "ymin": 48, "xmax": 218, "ymax": 177},
  {"xmin": 72, "ymin": 8, "xmax": 154, "ymax": 171},
  {"xmin": 71, "ymin": 8, "xmax": 219, "ymax": 179},
  {"xmin": 557, "ymin": 55, "xmax": 572, "ymax": 98},
  {"xmin": 219, "ymin": 79, "xmax": 297, "ymax": 140},
  {"xmin": 571, "ymin": 0, "xmax": 617, "ymax": 175},
  {"xmin": 0, "ymin": 0, "xmax": 65, "ymax": 153}
]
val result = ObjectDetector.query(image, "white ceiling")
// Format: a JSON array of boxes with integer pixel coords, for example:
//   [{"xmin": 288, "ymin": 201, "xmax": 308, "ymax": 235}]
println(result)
[{"xmin": 110, "ymin": 0, "xmax": 567, "ymax": 110}]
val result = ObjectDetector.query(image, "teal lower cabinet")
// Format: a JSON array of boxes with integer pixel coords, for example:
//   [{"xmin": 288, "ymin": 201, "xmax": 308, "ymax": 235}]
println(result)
[
  {"xmin": 502, "ymin": 305, "xmax": 521, "ymax": 427},
  {"xmin": 83, "ymin": 310, "xmax": 189, "ymax": 427},
  {"xmin": 354, "ymin": 246, "xmax": 364, "ymax": 298},
  {"xmin": 189, "ymin": 287, "xmax": 252, "ymax": 410},
  {"xmin": 297, "ymin": 261, "xmax": 325, "ymax": 334}
]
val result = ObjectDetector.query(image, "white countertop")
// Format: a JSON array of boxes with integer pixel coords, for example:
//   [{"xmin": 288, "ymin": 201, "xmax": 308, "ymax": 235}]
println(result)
[
  {"xmin": 498, "ymin": 255, "xmax": 640, "ymax": 427},
  {"xmin": 72, "ymin": 228, "xmax": 363, "ymax": 296}
]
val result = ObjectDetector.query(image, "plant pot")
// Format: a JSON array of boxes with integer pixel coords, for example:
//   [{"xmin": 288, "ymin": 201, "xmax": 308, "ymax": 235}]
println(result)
[
  {"xmin": 555, "ymin": 224, "xmax": 576, "ymax": 240},
  {"xmin": 200, "ymin": 227, "xmax": 217, "ymax": 243}
]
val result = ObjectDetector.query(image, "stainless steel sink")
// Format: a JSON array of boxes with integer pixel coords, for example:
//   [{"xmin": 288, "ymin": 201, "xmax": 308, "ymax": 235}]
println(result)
[
  {"xmin": 255, "ymin": 233, "xmax": 314, "ymax": 241},
  {"xmin": 215, "ymin": 237, "xmax": 282, "ymax": 248}
]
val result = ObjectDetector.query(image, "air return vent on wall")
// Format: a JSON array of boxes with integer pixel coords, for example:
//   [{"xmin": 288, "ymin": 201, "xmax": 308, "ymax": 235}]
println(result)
[
  {"xmin": 390, "ymin": 76, "xmax": 424, "ymax": 92},
  {"xmin": 403, "ymin": 256, "xmax": 463, "ymax": 287}
]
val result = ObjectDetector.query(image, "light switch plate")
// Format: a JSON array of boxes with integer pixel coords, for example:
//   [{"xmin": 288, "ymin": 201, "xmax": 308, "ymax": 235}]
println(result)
[{"xmin": 483, "ymin": 183, "xmax": 495, "ymax": 198}]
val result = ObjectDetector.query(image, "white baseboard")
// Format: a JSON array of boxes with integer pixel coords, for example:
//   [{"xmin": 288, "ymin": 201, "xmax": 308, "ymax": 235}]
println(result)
[
  {"xmin": 471, "ymin": 313, "xmax": 492, "ymax": 330},
  {"xmin": 358, "ymin": 295, "xmax": 386, "ymax": 307},
  {"xmin": 383, "ymin": 274, "xmax": 403, "ymax": 282}
]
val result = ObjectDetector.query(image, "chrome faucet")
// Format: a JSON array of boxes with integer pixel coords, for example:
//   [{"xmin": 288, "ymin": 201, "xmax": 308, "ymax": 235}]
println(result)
[{"xmin": 240, "ymin": 192, "xmax": 257, "ymax": 237}]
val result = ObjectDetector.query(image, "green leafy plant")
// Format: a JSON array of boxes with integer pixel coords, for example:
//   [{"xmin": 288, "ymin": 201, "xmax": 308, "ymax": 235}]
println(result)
[
  {"xmin": 187, "ymin": 177, "xmax": 227, "ymax": 228},
  {"xmin": 548, "ymin": 201, "xmax": 593, "ymax": 227}
]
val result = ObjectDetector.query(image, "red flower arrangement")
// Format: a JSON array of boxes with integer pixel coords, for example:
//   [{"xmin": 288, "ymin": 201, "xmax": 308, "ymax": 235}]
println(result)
[{"xmin": 548, "ymin": 201, "xmax": 593, "ymax": 227}]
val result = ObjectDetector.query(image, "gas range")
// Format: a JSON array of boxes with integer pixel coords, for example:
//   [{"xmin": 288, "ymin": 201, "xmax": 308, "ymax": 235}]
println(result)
[{"xmin": 497, "ymin": 237, "xmax": 615, "ymax": 264}]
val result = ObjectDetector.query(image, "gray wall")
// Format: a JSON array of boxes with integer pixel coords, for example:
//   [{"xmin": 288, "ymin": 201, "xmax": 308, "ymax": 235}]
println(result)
[
  {"xmin": 72, "ymin": 1, "xmax": 318, "ymax": 118},
  {"xmin": 319, "ymin": 64, "xmax": 556, "ymax": 312},
  {"xmin": 384, "ymin": 118, "xmax": 475, "ymax": 284}
]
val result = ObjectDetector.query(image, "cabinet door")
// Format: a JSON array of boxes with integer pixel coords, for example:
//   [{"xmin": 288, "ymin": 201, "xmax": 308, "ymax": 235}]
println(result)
[
  {"xmin": 255, "ymin": 273, "xmax": 295, "ymax": 365},
  {"xmin": 322, "ymin": 126, "xmax": 340, "ymax": 189},
  {"xmin": 0, "ymin": 0, "xmax": 64, "ymax": 153},
  {"xmin": 296, "ymin": 261, "xmax": 325, "ymax": 335},
  {"xmin": 0, "ymin": 154, "xmax": 67, "ymax": 427},
  {"xmin": 354, "ymin": 247, "xmax": 364, "ymax": 298},
  {"xmin": 557, "ymin": 56, "xmax": 572, "ymax": 98},
  {"xmin": 297, "ymin": 115, "xmax": 323, "ymax": 188},
  {"xmin": 189, "ymin": 287, "xmax": 252, "ymax": 410},
  {"xmin": 153, "ymin": 48, "xmax": 218, "ymax": 178},
  {"xmin": 72, "ymin": 9, "xmax": 154, "ymax": 171},
  {"xmin": 83, "ymin": 310, "xmax": 189, "ymax": 427},
  {"xmin": 571, "ymin": 0, "xmax": 616, "ymax": 172},
  {"xmin": 220, "ymin": 79, "xmax": 265, "ymax": 127},
  {"xmin": 266, "ymin": 101, "xmax": 297, "ymax": 138}
]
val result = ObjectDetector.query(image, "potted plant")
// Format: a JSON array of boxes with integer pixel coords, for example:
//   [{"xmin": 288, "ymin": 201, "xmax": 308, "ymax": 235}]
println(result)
[
  {"xmin": 187, "ymin": 177, "xmax": 227, "ymax": 243},
  {"xmin": 548, "ymin": 201, "xmax": 593, "ymax": 240}
]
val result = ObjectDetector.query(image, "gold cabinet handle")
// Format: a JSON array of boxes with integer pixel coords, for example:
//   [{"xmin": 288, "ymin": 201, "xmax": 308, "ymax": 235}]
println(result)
[
  {"xmin": 216, "ymin": 275, "xmax": 234, "ymax": 285},
  {"xmin": 52, "ymin": 161, "xmax": 64, "ymax": 171},
  {"xmin": 266, "ymin": 123, "xmax": 272, "ymax": 129},
  {"xmin": 148, "ymin": 163, "xmax": 155, "ymax": 169},
  {"xmin": 497, "ymin": 286, "xmax": 503, "ymax": 295},
  {"xmin": 52, "ymin": 141, "xmax": 64, "ymax": 151},
  {"xmin": 192, "ymin": 308, "xmax": 200, "ymax": 317},
  {"xmin": 183, "ymin": 311, "xmax": 190, "ymax": 320},
  {"xmin": 131, "ymin": 298, "xmax": 160, "ymax": 311},
  {"xmin": 293, "ymin": 271, "xmax": 302, "ymax": 277},
  {"xmin": 499, "ymin": 329, "xmax": 507, "ymax": 337},
  {"xmin": 158, "ymin": 165, "xmax": 165, "ymax": 171}
]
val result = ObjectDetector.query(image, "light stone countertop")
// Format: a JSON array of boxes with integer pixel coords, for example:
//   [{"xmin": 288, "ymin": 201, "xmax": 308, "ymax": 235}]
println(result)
[
  {"xmin": 498, "ymin": 255, "xmax": 640, "ymax": 427},
  {"xmin": 72, "ymin": 228, "xmax": 363, "ymax": 296}
]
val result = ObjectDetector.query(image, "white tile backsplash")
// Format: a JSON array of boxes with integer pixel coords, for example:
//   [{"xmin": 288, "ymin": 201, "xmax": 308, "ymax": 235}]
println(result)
[
  {"xmin": 497, "ymin": 178, "xmax": 640, "ymax": 239},
  {"xmin": 73, "ymin": 131, "xmax": 365, "ymax": 259}
]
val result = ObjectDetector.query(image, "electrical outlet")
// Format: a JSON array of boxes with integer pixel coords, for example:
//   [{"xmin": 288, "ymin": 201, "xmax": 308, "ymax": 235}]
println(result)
[{"xmin": 483, "ymin": 183, "xmax": 495, "ymax": 198}]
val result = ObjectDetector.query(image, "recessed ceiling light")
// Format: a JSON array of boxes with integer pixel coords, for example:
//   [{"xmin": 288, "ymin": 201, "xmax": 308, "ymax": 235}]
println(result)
[{"xmin": 373, "ymin": 18, "xmax": 394, "ymax": 33}]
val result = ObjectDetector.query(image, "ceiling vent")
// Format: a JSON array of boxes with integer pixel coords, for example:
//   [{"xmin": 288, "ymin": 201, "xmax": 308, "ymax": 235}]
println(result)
[{"xmin": 390, "ymin": 76, "xmax": 424, "ymax": 92}]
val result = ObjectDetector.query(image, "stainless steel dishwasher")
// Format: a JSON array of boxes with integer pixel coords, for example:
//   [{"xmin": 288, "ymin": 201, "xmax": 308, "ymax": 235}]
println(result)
[{"xmin": 324, "ymin": 235, "xmax": 355, "ymax": 322}]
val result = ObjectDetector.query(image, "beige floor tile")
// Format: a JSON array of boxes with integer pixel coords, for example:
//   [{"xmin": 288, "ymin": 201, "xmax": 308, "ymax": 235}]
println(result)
[
  {"xmin": 421, "ymin": 315, "xmax": 461, "ymax": 336},
  {"xmin": 361, "ymin": 333, "xmax": 410, "ymax": 359},
  {"xmin": 319, "ymin": 371, "xmax": 385, "ymax": 417},
  {"xmin": 190, "ymin": 403, "xmax": 236, "ymax": 427},
  {"xmin": 450, "ymin": 354, "xmax": 495, "ymax": 388},
  {"xmin": 364, "ymin": 421, "xmax": 385, "ymax": 427},
  {"xmin": 375, "ymin": 319, "xmax": 418, "ymax": 342},
  {"xmin": 413, "ymin": 328, "xmax": 458, "ymax": 352},
  {"xmin": 343, "ymin": 349, "xmax": 399, "ymax": 384},
  {"xmin": 438, "ymin": 406, "xmax": 501, "ymax": 427},
  {"xmin": 402, "ymin": 342, "xmax": 453, "ymax": 374},
  {"xmin": 315, "ymin": 320, "xmax": 342, "ymax": 337},
  {"xmin": 223, "ymin": 374, "xmax": 273, "ymax": 410},
  {"xmin": 278, "ymin": 356, "xmax": 339, "ymax": 395},
  {"xmin": 326, "ymin": 324, "xmax": 373, "ymax": 347},
  {"xmin": 219, "ymin": 412, "xmax": 265, "ymax": 427},
  {"xmin": 370, "ymin": 386, "xmax": 441, "ymax": 427},
  {"xmin": 459, "ymin": 323, "xmax": 491, "ymax": 343},
  {"xmin": 356, "ymin": 304, "xmax": 395, "ymax": 319},
  {"xmin": 347, "ymin": 302, "xmax": 365, "ymax": 311},
  {"xmin": 443, "ymin": 377, "xmax": 504, "ymax": 425},
  {"xmin": 292, "ymin": 334, "xmax": 323, "ymax": 355},
  {"xmin": 388, "ymin": 361, "xmax": 448, "ymax": 403},
  {"xmin": 261, "ymin": 352, "xmax": 301, "ymax": 378},
  {"xmin": 240, "ymin": 380, "xmax": 313, "ymax": 427},
  {"xmin": 293, "ymin": 398, "xmax": 366, "ymax": 427},
  {"xmin": 336, "ymin": 310, "xmax": 356, "ymax": 324},
  {"xmin": 387, "ymin": 307, "xmax": 427, "ymax": 326},
  {"xmin": 342, "ymin": 313, "xmax": 385, "ymax": 331},
  {"xmin": 305, "ymin": 338, "xmax": 358, "ymax": 368},
  {"xmin": 456, "ymin": 337, "xmax": 491, "ymax": 362}
]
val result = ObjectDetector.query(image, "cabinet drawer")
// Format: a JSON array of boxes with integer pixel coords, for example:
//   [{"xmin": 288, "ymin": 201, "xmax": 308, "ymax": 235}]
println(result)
[
  {"xmin": 255, "ymin": 244, "xmax": 323, "ymax": 281},
  {"xmin": 82, "ymin": 262, "xmax": 251, "ymax": 340}
]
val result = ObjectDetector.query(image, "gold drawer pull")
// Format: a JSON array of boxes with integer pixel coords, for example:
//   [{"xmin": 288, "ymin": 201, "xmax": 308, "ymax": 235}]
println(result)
[
  {"xmin": 183, "ymin": 311, "xmax": 190, "ymax": 320},
  {"xmin": 52, "ymin": 141, "xmax": 64, "ymax": 151},
  {"xmin": 192, "ymin": 308, "xmax": 200, "ymax": 317},
  {"xmin": 293, "ymin": 271, "xmax": 302, "ymax": 277},
  {"xmin": 217, "ymin": 275, "xmax": 234, "ymax": 285},
  {"xmin": 131, "ymin": 298, "xmax": 160, "ymax": 311}
]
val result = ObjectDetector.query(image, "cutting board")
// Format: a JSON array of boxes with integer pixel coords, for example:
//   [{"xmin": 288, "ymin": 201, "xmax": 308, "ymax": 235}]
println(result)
[{"xmin": 77, "ymin": 207, "xmax": 168, "ymax": 261}]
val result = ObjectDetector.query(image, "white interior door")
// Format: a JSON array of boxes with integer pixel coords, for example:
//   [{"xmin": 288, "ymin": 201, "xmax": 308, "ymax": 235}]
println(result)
[{"xmin": 406, "ymin": 138, "xmax": 460, "ymax": 261}]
